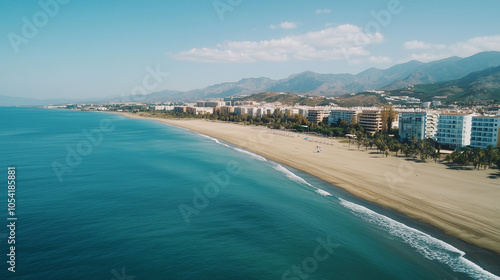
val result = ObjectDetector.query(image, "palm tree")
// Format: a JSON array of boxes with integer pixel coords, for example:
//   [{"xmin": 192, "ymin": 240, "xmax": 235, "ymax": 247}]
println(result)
[
  {"xmin": 484, "ymin": 145, "xmax": 499, "ymax": 169},
  {"xmin": 401, "ymin": 143, "xmax": 410, "ymax": 157},
  {"xmin": 410, "ymin": 135, "xmax": 418, "ymax": 146}
]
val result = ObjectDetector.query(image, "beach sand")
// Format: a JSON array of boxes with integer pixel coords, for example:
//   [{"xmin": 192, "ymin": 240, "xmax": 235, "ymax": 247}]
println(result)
[{"xmin": 117, "ymin": 112, "xmax": 500, "ymax": 254}]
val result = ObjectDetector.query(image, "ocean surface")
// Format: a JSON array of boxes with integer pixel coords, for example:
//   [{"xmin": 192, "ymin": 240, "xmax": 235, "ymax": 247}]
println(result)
[{"xmin": 0, "ymin": 107, "xmax": 499, "ymax": 280}]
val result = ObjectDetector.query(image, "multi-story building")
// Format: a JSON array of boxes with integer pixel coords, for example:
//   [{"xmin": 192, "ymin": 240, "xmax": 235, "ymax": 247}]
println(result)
[
  {"xmin": 435, "ymin": 113, "xmax": 473, "ymax": 148},
  {"xmin": 286, "ymin": 108, "xmax": 300, "ymax": 115},
  {"xmin": 398, "ymin": 112, "xmax": 439, "ymax": 141},
  {"xmin": 186, "ymin": 107, "xmax": 214, "ymax": 115},
  {"xmin": 261, "ymin": 108, "xmax": 275, "ymax": 116},
  {"xmin": 197, "ymin": 101, "xmax": 225, "ymax": 108},
  {"xmin": 298, "ymin": 108, "xmax": 308, "ymax": 117},
  {"xmin": 307, "ymin": 109, "xmax": 329, "ymax": 124},
  {"xmin": 470, "ymin": 116, "xmax": 500, "ymax": 148},
  {"xmin": 234, "ymin": 107, "xmax": 249, "ymax": 115},
  {"xmin": 173, "ymin": 106, "xmax": 187, "ymax": 113},
  {"xmin": 217, "ymin": 106, "xmax": 235, "ymax": 115},
  {"xmin": 154, "ymin": 106, "xmax": 174, "ymax": 111},
  {"xmin": 328, "ymin": 109, "xmax": 361, "ymax": 125},
  {"xmin": 358, "ymin": 110, "xmax": 383, "ymax": 133}
]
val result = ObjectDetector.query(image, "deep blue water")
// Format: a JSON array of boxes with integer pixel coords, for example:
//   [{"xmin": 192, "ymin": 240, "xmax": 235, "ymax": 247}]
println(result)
[{"xmin": 0, "ymin": 107, "xmax": 499, "ymax": 280}]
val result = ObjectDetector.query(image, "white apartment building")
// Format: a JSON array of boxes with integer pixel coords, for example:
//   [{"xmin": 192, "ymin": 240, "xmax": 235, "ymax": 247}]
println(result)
[
  {"xmin": 398, "ymin": 112, "xmax": 439, "ymax": 141},
  {"xmin": 186, "ymin": 107, "xmax": 214, "ymax": 115},
  {"xmin": 154, "ymin": 106, "xmax": 174, "ymax": 111},
  {"xmin": 435, "ymin": 113, "xmax": 473, "ymax": 148},
  {"xmin": 328, "ymin": 109, "xmax": 361, "ymax": 125},
  {"xmin": 234, "ymin": 107, "xmax": 249, "ymax": 115},
  {"xmin": 470, "ymin": 116, "xmax": 500, "ymax": 148},
  {"xmin": 286, "ymin": 108, "xmax": 300, "ymax": 115}
]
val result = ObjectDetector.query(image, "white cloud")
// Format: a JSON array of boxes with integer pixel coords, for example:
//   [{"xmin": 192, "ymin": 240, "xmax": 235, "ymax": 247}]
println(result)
[
  {"xmin": 368, "ymin": 55, "xmax": 392, "ymax": 63},
  {"xmin": 269, "ymin": 21, "xmax": 299, "ymax": 30},
  {"xmin": 404, "ymin": 40, "xmax": 446, "ymax": 50},
  {"xmin": 404, "ymin": 40, "xmax": 432, "ymax": 50},
  {"xmin": 172, "ymin": 24, "xmax": 384, "ymax": 63},
  {"xmin": 403, "ymin": 35, "xmax": 500, "ymax": 62},
  {"xmin": 315, "ymin": 9, "xmax": 331, "ymax": 14}
]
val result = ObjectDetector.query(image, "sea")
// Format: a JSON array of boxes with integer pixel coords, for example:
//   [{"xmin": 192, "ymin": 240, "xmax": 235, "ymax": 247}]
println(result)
[{"xmin": 0, "ymin": 107, "xmax": 499, "ymax": 280}]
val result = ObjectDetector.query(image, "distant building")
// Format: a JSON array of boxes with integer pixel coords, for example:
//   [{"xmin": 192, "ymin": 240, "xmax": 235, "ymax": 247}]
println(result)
[
  {"xmin": 234, "ymin": 107, "xmax": 249, "ymax": 115},
  {"xmin": 154, "ymin": 106, "xmax": 174, "ymax": 111},
  {"xmin": 197, "ymin": 101, "xmax": 225, "ymax": 108},
  {"xmin": 286, "ymin": 108, "xmax": 300, "ymax": 115},
  {"xmin": 233, "ymin": 101, "xmax": 255, "ymax": 106},
  {"xmin": 186, "ymin": 107, "xmax": 213, "ymax": 115},
  {"xmin": 435, "ymin": 113, "xmax": 473, "ymax": 148},
  {"xmin": 328, "ymin": 109, "xmax": 361, "ymax": 125},
  {"xmin": 358, "ymin": 110, "xmax": 383, "ymax": 133},
  {"xmin": 298, "ymin": 108, "xmax": 308, "ymax": 117},
  {"xmin": 307, "ymin": 109, "xmax": 329, "ymax": 124},
  {"xmin": 217, "ymin": 106, "xmax": 235, "ymax": 115},
  {"xmin": 432, "ymin": 100, "xmax": 442, "ymax": 107},
  {"xmin": 173, "ymin": 106, "xmax": 187, "ymax": 113},
  {"xmin": 398, "ymin": 112, "xmax": 439, "ymax": 141},
  {"xmin": 470, "ymin": 116, "xmax": 500, "ymax": 148}
]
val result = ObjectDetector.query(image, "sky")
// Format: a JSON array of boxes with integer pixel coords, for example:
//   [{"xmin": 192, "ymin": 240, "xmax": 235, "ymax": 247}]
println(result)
[{"xmin": 1, "ymin": 0, "xmax": 500, "ymax": 99}]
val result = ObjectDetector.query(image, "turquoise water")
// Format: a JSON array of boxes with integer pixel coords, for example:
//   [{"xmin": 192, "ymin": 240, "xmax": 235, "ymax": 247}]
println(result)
[{"xmin": 0, "ymin": 107, "xmax": 499, "ymax": 280}]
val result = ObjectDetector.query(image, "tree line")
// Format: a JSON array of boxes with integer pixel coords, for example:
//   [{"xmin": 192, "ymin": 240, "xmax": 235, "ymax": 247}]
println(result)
[{"xmin": 143, "ymin": 107, "xmax": 500, "ymax": 170}]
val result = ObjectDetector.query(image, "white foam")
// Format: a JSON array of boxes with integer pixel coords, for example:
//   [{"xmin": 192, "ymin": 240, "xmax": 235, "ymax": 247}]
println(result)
[
  {"xmin": 232, "ymin": 148, "xmax": 267, "ymax": 162},
  {"xmin": 272, "ymin": 164, "xmax": 313, "ymax": 187},
  {"xmin": 198, "ymin": 134, "xmax": 230, "ymax": 148},
  {"xmin": 339, "ymin": 198, "xmax": 500, "ymax": 280},
  {"xmin": 315, "ymin": 189, "xmax": 332, "ymax": 196},
  {"xmin": 272, "ymin": 164, "xmax": 334, "ymax": 197}
]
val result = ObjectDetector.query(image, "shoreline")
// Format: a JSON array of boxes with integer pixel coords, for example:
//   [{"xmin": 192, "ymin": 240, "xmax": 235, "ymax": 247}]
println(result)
[{"xmin": 112, "ymin": 111, "xmax": 500, "ymax": 256}]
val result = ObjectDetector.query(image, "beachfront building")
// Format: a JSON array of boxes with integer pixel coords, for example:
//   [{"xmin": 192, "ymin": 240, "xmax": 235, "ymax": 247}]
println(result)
[
  {"xmin": 217, "ymin": 106, "xmax": 235, "ymax": 115},
  {"xmin": 286, "ymin": 108, "xmax": 300, "ymax": 115},
  {"xmin": 358, "ymin": 110, "xmax": 383, "ymax": 133},
  {"xmin": 173, "ymin": 106, "xmax": 187, "ymax": 113},
  {"xmin": 470, "ymin": 116, "xmax": 500, "ymax": 148},
  {"xmin": 234, "ymin": 106, "xmax": 249, "ymax": 115},
  {"xmin": 398, "ymin": 112, "xmax": 439, "ymax": 141},
  {"xmin": 255, "ymin": 107, "xmax": 275, "ymax": 117},
  {"xmin": 154, "ymin": 106, "xmax": 174, "ymax": 111},
  {"xmin": 307, "ymin": 109, "xmax": 329, "ymax": 124},
  {"xmin": 435, "ymin": 113, "xmax": 473, "ymax": 148},
  {"xmin": 328, "ymin": 109, "xmax": 362, "ymax": 125},
  {"xmin": 186, "ymin": 107, "xmax": 214, "ymax": 115}
]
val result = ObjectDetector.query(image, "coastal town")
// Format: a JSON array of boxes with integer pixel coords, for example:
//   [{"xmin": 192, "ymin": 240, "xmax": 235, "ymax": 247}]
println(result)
[{"xmin": 51, "ymin": 91, "xmax": 500, "ymax": 152}]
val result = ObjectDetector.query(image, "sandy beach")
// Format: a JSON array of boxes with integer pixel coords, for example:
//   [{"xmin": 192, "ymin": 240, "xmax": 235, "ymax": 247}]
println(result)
[{"xmin": 116, "ymin": 112, "xmax": 500, "ymax": 254}]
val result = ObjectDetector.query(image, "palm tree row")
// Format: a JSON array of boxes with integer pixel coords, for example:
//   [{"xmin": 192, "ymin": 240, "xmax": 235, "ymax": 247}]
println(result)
[{"xmin": 444, "ymin": 145, "xmax": 500, "ymax": 170}]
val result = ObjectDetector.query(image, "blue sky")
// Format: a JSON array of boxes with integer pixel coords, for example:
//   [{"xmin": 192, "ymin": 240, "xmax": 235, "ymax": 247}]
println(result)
[{"xmin": 1, "ymin": 0, "xmax": 500, "ymax": 99}]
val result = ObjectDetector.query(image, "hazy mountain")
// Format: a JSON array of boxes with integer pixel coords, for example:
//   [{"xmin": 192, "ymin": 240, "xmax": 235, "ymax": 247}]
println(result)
[
  {"xmin": 388, "ymin": 65, "xmax": 500, "ymax": 102},
  {"xmin": 4, "ymin": 51, "xmax": 500, "ymax": 105},
  {"xmin": 161, "ymin": 51, "xmax": 500, "ymax": 101},
  {"xmin": 381, "ymin": 51, "xmax": 500, "ymax": 90}
]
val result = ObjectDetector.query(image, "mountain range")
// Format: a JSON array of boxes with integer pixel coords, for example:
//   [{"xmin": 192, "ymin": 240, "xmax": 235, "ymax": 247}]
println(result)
[
  {"xmin": 132, "ymin": 51, "xmax": 500, "ymax": 102},
  {"xmin": 2, "ymin": 51, "xmax": 500, "ymax": 106},
  {"xmin": 387, "ymin": 65, "xmax": 500, "ymax": 103}
]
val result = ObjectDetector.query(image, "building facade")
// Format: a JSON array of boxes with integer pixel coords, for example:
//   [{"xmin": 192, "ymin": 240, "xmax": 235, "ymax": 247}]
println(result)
[
  {"xmin": 470, "ymin": 116, "xmax": 500, "ymax": 148},
  {"xmin": 435, "ymin": 113, "xmax": 473, "ymax": 148},
  {"xmin": 328, "ymin": 109, "xmax": 361, "ymax": 125},
  {"xmin": 398, "ymin": 112, "xmax": 439, "ymax": 141},
  {"xmin": 358, "ymin": 110, "xmax": 383, "ymax": 133},
  {"xmin": 307, "ymin": 109, "xmax": 329, "ymax": 124}
]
